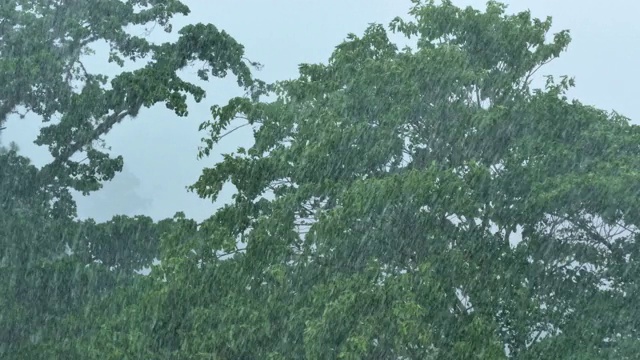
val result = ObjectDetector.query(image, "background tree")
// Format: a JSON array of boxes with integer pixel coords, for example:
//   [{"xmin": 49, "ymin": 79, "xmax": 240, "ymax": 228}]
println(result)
[
  {"xmin": 0, "ymin": 140, "xmax": 185, "ymax": 358},
  {"xmin": 0, "ymin": 0, "xmax": 261, "ymax": 358},
  {"xmin": 0, "ymin": 0, "xmax": 263, "ymax": 193}
]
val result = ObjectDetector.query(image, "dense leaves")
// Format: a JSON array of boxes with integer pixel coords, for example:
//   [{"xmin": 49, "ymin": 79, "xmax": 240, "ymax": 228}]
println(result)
[
  {"xmin": 0, "ymin": 0, "xmax": 262, "ymax": 193},
  {"xmin": 0, "ymin": 142, "xmax": 180, "ymax": 358},
  {"xmin": 188, "ymin": 0, "xmax": 640, "ymax": 358},
  {"xmin": 2, "ymin": 0, "xmax": 639, "ymax": 359},
  {"xmin": 0, "ymin": 0, "xmax": 260, "ymax": 358},
  {"xmin": 0, "ymin": 143, "xmax": 196, "ymax": 359}
]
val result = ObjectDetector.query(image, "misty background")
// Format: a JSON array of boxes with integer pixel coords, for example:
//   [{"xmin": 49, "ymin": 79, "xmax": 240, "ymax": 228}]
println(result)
[{"xmin": 2, "ymin": 0, "xmax": 638, "ymax": 223}]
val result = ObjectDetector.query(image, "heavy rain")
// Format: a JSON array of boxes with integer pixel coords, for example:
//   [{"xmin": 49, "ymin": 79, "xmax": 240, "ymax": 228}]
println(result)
[{"xmin": 1, "ymin": 0, "xmax": 639, "ymax": 358}]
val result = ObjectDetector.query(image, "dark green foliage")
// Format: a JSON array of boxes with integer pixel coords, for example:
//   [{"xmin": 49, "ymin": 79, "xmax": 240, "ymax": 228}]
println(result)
[
  {"xmin": 187, "ymin": 0, "xmax": 639, "ymax": 358},
  {"xmin": 0, "ymin": 0, "xmax": 261, "ymax": 357},
  {"xmin": 0, "ymin": 144, "xmax": 180, "ymax": 358},
  {"xmin": 0, "ymin": 0, "xmax": 262, "ymax": 194},
  {"xmin": 2, "ymin": 1, "xmax": 639, "ymax": 359}
]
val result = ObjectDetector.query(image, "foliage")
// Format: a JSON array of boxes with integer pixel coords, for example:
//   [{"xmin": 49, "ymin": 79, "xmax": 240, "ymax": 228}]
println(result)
[
  {"xmin": 0, "ymin": 143, "xmax": 180, "ymax": 358},
  {"xmin": 1, "ymin": 0, "xmax": 261, "ymax": 356},
  {"xmin": 188, "ymin": 0, "xmax": 639, "ymax": 358},
  {"xmin": 2, "ymin": 0, "xmax": 640, "ymax": 359},
  {"xmin": 0, "ymin": 0, "xmax": 263, "ymax": 193}
]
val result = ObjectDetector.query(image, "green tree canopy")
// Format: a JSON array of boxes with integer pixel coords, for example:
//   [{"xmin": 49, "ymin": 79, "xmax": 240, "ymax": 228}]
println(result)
[
  {"xmin": 2, "ymin": 1, "xmax": 640, "ymax": 359},
  {"xmin": 187, "ymin": 0, "xmax": 639, "ymax": 358},
  {"xmin": 0, "ymin": 141, "xmax": 188, "ymax": 357},
  {"xmin": 0, "ymin": 0, "xmax": 261, "ymax": 357},
  {"xmin": 0, "ymin": 0, "xmax": 262, "ymax": 193}
]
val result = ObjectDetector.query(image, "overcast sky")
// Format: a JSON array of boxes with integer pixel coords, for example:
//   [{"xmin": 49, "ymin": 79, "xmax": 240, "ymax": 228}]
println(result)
[{"xmin": 3, "ymin": 0, "xmax": 639, "ymax": 223}]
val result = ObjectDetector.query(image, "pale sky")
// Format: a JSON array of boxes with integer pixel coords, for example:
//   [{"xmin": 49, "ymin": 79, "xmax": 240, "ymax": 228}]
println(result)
[{"xmin": 3, "ymin": 0, "xmax": 639, "ymax": 222}]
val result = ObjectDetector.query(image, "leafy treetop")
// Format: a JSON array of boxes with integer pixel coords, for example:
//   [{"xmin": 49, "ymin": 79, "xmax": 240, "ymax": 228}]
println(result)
[{"xmin": 0, "ymin": 0, "xmax": 264, "ymax": 193}]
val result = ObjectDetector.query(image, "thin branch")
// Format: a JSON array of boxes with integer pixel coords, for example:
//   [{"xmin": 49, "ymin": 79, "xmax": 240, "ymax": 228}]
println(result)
[
  {"xmin": 215, "ymin": 247, "xmax": 245, "ymax": 260},
  {"xmin": 529, "ymin": 328, "xmax": 544, "ymax": 347},
  {"xmin": 520, "ymin": 58, "xmax": 554, "ymax": 92},
  {"xmin": 219, "ymin": 122, "xmax": 250, "ymax": 141},
  {"xmin": 554, "ymin": 213, "xmax": 621, "ymax": 259}
]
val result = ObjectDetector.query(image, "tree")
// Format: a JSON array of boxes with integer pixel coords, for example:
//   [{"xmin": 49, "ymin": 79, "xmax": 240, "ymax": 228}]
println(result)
[
  {"xmin": 183, "ymin": 0, "xmax": 639, "ymax": 358},
  {"xmin": 0, "ymin": 0, "xmax": 263, "ymax": 193},
  {"xmin": 0, "ymin": 148, "xmax": 191, "ymax": 359},
  {"xmin": 9, "ymin": 0, "xmax": 639, "ymax": 358},
  {"xmin": 0, "ymin": 142, "xmax": 78, "ymax": 357},
  {"xmin": 1, "ymin": 1, "xmax": 263, "ymax": 357},
  {"xmin": 0, "ymin": 142, "xmax": 183, "ymax": 358}
]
